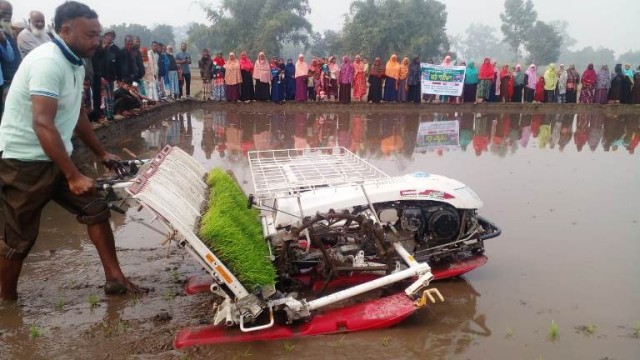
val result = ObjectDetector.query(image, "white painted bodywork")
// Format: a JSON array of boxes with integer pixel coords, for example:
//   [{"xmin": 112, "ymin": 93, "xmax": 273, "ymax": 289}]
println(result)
[{"xmin": 273, "ymin": 171, "xmax": 483, "ymax": 228}]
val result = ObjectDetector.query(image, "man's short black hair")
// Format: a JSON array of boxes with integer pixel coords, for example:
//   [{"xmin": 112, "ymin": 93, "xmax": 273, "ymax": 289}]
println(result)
[{"xmin": 54, "ymin": 1, "xmax": 98, "ymax": 33}]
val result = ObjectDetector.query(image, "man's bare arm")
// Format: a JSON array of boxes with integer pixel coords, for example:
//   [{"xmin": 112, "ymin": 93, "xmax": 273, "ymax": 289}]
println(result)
[{"xmin": 32, "ymin": 96, "xmax": 95, "ymax": 195}]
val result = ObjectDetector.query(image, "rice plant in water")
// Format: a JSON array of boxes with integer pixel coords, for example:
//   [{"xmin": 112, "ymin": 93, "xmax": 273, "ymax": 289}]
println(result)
[
  {"xmin": 199, "ymin": 169, "xmax": 276, "ymax": 289},
  {"xmin": 29, "ymin": 324, "xmax": 41, "ymax": 339},
  {"xmin": 547, "ymin": 320, "xmax": 559, "ymax": 341},
  {"xmin": 88, "ymin": 294, "xmax": 99, "ymax": 309}
]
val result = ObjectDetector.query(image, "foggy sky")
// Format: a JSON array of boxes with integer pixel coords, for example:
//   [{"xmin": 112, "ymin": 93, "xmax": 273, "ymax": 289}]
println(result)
[{"xmin": 12, "ymin": 0, "xmax": 640, "ymax": 56}]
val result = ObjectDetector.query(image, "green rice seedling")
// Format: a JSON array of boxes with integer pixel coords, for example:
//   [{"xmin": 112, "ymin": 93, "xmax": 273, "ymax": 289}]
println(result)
[
  {"xmin": 505, "ymin": 327, "xmax": 514, "ymax": 338},
  {"xmin": 171, "ymin": 268, "xmax": 180, "ymax": 282},
  {"xmin": 335, "ymin": 334, "xmax": 346, "ymax": 347},
  {"xmin": 547, "ymin": 320, "xmax": 559, "ymax": 341},
  {"xmin": 88, "ymin": 294, "xmax": 99, "ymax": 309},
  {"xmin": 199, "ymin": 169, "xmax": 276, "ymax": 289},
  {"xmin": 54, "ymin": 297, "xmax": 65, "ymax": 311},
  {"xmin": 586, "ymin": 323, "xmax": 596, "ymax": 336},
  {"xmin": 29, "ymin": 324, "xmax": 41, "ymax": 339},
  {"xmin": 634, "ymin": 321, "xmax": 640, "ymax": 338},
  {"xmin": 283, "ymin": 342, "xmax": 295, "ymax": 353}
]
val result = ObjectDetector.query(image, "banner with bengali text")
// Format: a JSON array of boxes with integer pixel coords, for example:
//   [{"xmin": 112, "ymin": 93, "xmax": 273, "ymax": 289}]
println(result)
[
  {"xmin": 420, "ymin": 64, "xmax": 466, "ymax": 97},
  {"xmin": 414, "ymin": 120, "xmax": 460, "ymax": 152}
]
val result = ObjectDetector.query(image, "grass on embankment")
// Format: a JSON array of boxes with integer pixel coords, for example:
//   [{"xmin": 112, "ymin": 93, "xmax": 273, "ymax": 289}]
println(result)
[{"xmin": 199, "ymin": 168, "xmax": 276, "ymax": 290}]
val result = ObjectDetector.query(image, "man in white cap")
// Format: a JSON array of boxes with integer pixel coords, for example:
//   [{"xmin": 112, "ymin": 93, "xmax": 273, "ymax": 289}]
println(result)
[{"xmin": 17, "ymin": 10, "xmax": 50, "ymax": 58}]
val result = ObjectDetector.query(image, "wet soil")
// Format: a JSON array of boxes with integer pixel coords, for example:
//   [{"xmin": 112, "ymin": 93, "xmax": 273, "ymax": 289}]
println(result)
[{"xmin": 1, "ymin": 103, "xmax": 639, "ymax": 360}]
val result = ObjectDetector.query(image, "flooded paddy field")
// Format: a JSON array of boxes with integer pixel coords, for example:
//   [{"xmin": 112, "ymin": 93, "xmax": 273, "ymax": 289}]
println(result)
[{"xmin": 1, "ymin": 103, "xmax": 639, "ymax": 359}]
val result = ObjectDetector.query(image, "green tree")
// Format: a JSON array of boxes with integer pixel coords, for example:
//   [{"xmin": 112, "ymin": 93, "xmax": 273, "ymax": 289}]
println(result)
[
  {"xmin": 150, "ymin": 24, "xmax": 176, "ymax": 46},
  {"xmin": 200, "ymin": 0, "xmax": 312, "ymax": 57},
  {"xmin": 562, "ymin": 46, "xmax": 616, "ymax": 71},
  {"xmin": 461, "ymin": 23, "xmax": 511, "ymax": 63},
  {"xmin": 339, "ymin": 0, "xmax": 449, "ymax": 59},
  {"xmin": 524, "ymin": 21, "xmax": 561, "ymax": 65},
  {"xmin": 618, "ymin": 50, "xmax": 640, "ymax": 66},
  {"xmin": 500, "ymin": 0, "xmax": 537, "ymax": 60},
  {"xmin": 309, "ymin": 30, "xmax": 343, "ymax": 57},
  {"xmin": 107, "ymin": 23, "xmax": 153, "ymax": 47}
]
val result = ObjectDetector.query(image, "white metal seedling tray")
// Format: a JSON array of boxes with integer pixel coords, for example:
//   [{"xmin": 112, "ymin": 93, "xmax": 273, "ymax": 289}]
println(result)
[{"xmin": 248, "ymin": 147, "xmax": 390, "ymax": 200}]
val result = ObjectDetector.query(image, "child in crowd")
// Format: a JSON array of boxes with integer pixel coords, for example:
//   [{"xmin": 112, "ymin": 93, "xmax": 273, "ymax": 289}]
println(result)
[
  {"xmin": 198, "ymin": 49, "xmax": 213, "ymax": 100},
  {"xmin": 212, "ymin": 52, "xmax": 226, "ymax": 101}
]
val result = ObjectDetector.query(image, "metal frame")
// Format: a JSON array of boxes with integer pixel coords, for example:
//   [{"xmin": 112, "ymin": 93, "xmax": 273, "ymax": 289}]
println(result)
[{"xmin": 248, "ymin": 147, "xmax": 390, "ymax": 201}]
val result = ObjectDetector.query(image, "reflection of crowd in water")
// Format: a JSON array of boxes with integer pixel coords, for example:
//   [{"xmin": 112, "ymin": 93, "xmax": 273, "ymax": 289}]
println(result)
[
  {"xmin": 140, "ymin": 111, "xmax": 639, "ymax": 160},
  {"xmin": 140, "ymin": 112, "xmax": 194, "ymax": 155}
]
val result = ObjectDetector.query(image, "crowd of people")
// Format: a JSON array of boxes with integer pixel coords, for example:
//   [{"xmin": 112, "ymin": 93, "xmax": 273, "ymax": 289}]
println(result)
[
  {"xmin": 3, "ymin": 3, "xmax": 640, "ymax": 126},
  {"xmin": 193, "ymin": 52, "xmax": 640, "ymax": 107}
]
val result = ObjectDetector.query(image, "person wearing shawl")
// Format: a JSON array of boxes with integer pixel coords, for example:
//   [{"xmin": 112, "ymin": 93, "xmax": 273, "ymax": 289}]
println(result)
[
  {"xmin": 489, "ymin": 60, "xmax": 499, "ymax": 102},
  {"xmin": 383, "ymin": 54, "xmax": 400, "ymax": 102},
  {"xmin": 543, "ymin": 64, "xmax": 558, "ymax": 103},
  {"xmin": 284, "ymin": 59, "xmax": 296, "ymax": 100},
  {"xmin": 212, "ymin": 52, "xmax": 226, "ymax": 101},
  {"xmin": 534, "ymin": 76, "xmax": 545, "ymax": 102},
  {"xmin": 557, "ymin": 64, "xmax": 567, "ymax": 103},
  {"xmin": 579, "ymin": 64, "xmax": 597, "ymax": 103},
  {"xmin": 462, "ymin": 60, "xmax": 478, "ymax": 103},
  {"xmin": 499, "ymin": 64, "xmax": 513, "ymax": 102},
  {"xmin": 270, "ymin": 57, "xmax": 284, "ymax": 103},
  {"xmin": 633, "ymin": 65, "xmax": 640, "ymax": 104},
  {"xmin": 368, "ymin": 57, "xmax": 385, "ymax": 103},
  {"xmin": 308, "ymin": 59, "xmax": 321, "ymax": 101},
  {"xmin": 608, "ymin": 63, "xmax": 632, "ymax": 104},
  {"xmin": 594, "ymin": 65, "xmax": 611, "ymax": 104},
  {"xmin": 224, "ymin": 52, "xmax": 241, "ymax": 102},
  {"xmin": 239, "ymin": 52, "xmax": 254, "ymax": 102},
  {"xmin": 621, "ymin": 64, "xmax": 633, "ymax": 104},
  {"xmin": 338, "ymin": 56, "xmax": 354, "ymax": 104},
  {"xmin": 438, "ymin": 55, "xmax": 454, "ymax": 103},
  {"xmin": 407, "ymin": 56, "xmax": 422, "ymax": 103},
  {"xmin": 565, "ymin": 64, "xmax": 580, "ymax": 103},
  {"xmin": 397, "ymin": 57, "xmax": 410, "ymax": 102},
  {"xmin": 511, "ymin": 64, "xmax": 525, "ymax": 102},
  {"xmin": 523, "ymin": 64, "xmax": 537, "ymax": 102},
  {"xmin": 476, "ymin": 58, "xmax": 494, "ymax": 103},
  {"xmin": 352, "ymin": 55, "xmax": 367, "ymax": 101},
  {"xmin": 328, "ymin": 56, "xmax": 340, "ymax": 101},
  {"xmin": 294, "ymin": 54, "xmax": 309, "ymax": 101},
  {"xmin": 253, "ymin": 52, "xmax": 271, "ymax": 101}
]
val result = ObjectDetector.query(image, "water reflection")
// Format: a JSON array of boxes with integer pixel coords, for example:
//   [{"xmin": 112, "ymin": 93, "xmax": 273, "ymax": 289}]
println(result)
[{"xmin": 131, "ymin": 111, "xmax": 639, "ymax": 161}]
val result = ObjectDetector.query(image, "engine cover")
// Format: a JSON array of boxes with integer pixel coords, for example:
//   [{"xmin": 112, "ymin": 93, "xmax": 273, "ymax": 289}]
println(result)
[{"xmin": 425, "ymin": 206, "xmax": 460, "ymax": 241}]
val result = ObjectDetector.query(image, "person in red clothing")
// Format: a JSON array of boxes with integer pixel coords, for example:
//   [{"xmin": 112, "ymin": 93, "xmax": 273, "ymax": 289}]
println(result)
[
  {"xmin": 534, "ymin": 76, "xmax": 545, "ymax": 102},
  {"xmin": 476, "ymin": 58, "xmax": 493, "ymax": 104}
]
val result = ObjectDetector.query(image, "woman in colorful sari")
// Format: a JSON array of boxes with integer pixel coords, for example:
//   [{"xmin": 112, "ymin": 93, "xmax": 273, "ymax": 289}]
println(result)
[
  {"xmin": 594, "ymin": 65, "xmax": 611, "ymax": 104},
  {"xmin": 253, "ymin": 52, "xmax": 271, "ymax": 101},
  {"xmin": 294, "ymin": 54, "xmax": 309, "ymax": 101},
  {"xmin": 523, "ymin": 64, "xmax": 537, "ymax": 102},
  {"xmin": 543, "ymin": 63, "xmax": 557, "ymax": 103},
  {"xmin": 579, "ymin": 64, "xmax": 597, "ymax": 103},
  {"xmin": 463, "ymin": 60, "xmax": 478, "ymax": 103},
  {"xmin": 339, "ymin": 56, "xmax": 354, "ymax": 104},
  {"xmin": 368, "ymin": 57, "xmax": 385, "ymax": 103},
  {"xmin": 476, "ymin": 58, "xmax": 494, "ymax": 103},
  {"xmin": 407, "ymin": 56, "xmax": 422, "ymax": 103},
  {"xmin": 212, "ymin": 52, "xmax": 226, "ymax": 101},
  {"xmin": 383, "ymin": 54, "xmax": 400, "ymax": 102},
  {"xmin": 439, "ymin": 55, "xmax": 454, "ymax": 103},
  {"xmin": 499, "ymin": 64, "xmax": 512, "ymax": 102},
  {"xmin": 512, "ymin": 64, "xmax": 524, "ymax": 102},
  {"xmin": 566, "ymin": 65, "xmax": 579, "ymax": 103},
  {"xmin": 397, "ymin": 57, "xmax": 410, "ymax": 102},
  {"xmin": 239, "ymin": 52, "xmax": 254, "ymax": 102},
  {"xmin": 352, "ymin": 55, "xmax": 367, "ymax": 101},
  {"xmin": 557, "ymin": 64, "xmax": 567, "ymax": 103},
  {"xmin": 225, "ymin": 52, "xmax": 241, "ymax": 102},
  {"xmin": 284, "ymin": 59, "xmax": 296, "ymax": 100}
]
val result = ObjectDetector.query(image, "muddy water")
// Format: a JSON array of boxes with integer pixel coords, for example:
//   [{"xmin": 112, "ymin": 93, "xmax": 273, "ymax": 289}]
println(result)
[{"xmin": 1, "ymin": 109, "xmax": 639, "ymax": 359}]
